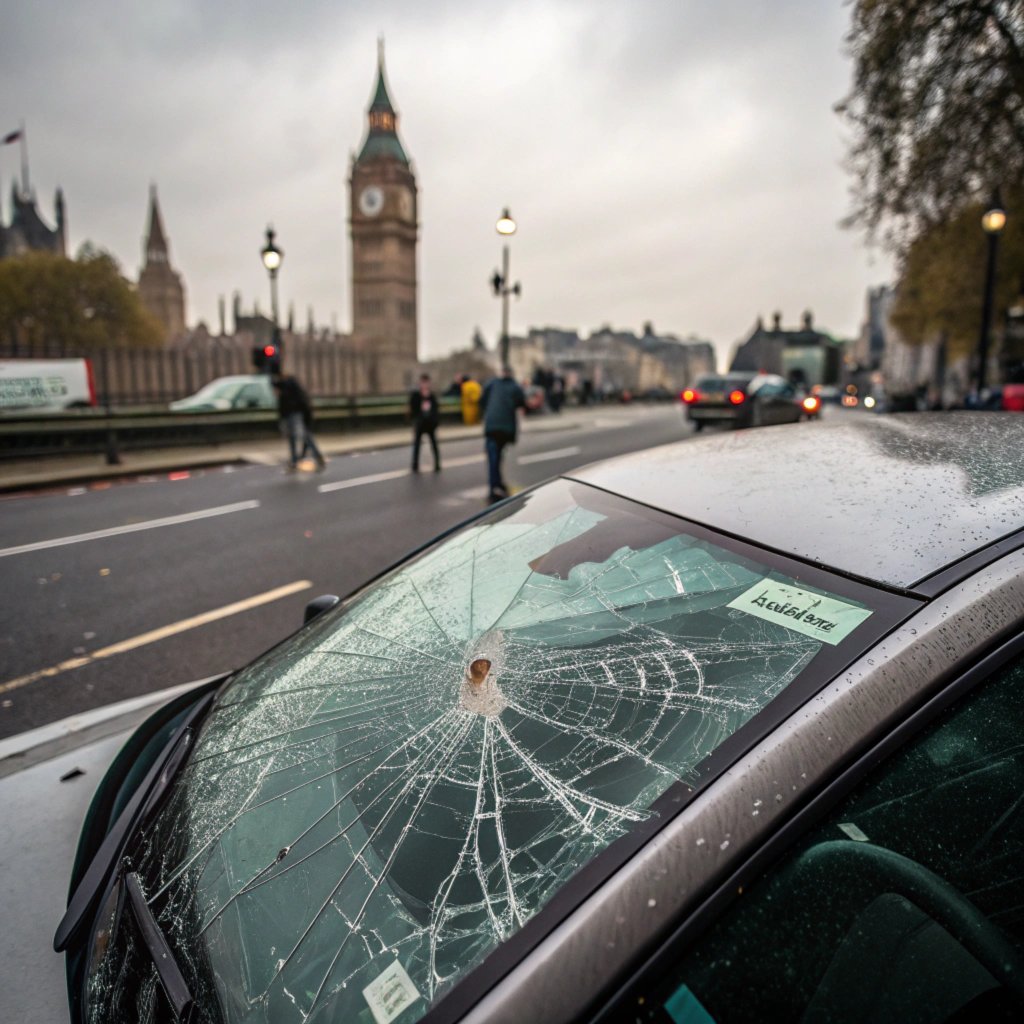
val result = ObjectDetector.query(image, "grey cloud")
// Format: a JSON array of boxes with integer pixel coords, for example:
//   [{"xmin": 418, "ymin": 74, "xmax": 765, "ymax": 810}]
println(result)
[{"xmin": 2, "ymin": 0, "xmax": 887, "ymax": 362}]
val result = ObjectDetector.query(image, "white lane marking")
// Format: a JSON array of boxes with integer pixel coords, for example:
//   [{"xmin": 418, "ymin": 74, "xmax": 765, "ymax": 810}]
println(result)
[
  {"xmin": 593, "ymin": 418, "xmax": 636, "ymax": 429},
  {"xmin": 517, "ymin": 446, "xmax": 582, "ymax": 465},
  {"xmin": 318, "ymin": 468, "xmax": 408, "ymax": 492},
  {"xmin": 0, "ymin": 580, "xmax": 313, "ymax": 694},
  {"xmin": 0, "ymin": 500, "xmax": 261, "ymax": 559},
  {"xmin": 445, "ymin": 454, "xmax": 487, "ymax": 468},
  {"xmin": 318, "ymin": 454, "xmax": 485, "ymax": 493}
]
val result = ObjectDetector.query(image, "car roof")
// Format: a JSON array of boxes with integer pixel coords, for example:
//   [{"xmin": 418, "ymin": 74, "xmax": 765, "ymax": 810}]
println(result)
[
  {"xmin": 570, "ymin": 412, "xmax": 1024, "ymax": 589},
  {"xmin": 200, "ymin": 375, "xmax": 264, "ymax": 384},
  {"xmin": 696, "ymin": 371, "xmax": 755, "ymax": 381}
]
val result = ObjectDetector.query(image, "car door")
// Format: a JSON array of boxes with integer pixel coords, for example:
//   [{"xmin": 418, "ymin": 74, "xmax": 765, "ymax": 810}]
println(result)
[
  {"xmin": 776, "ymin": 381, "xmax": 800, "ymax": 423},
  {"xmin": 233, "ymin": 381, "xmax": 269, "ymax": 409},
  {"xmin": 596, "ymin": 645, "xmax": 1024, "ymax": 1023},
  {"xmin": 750, "ymin": 379, "xmax": 778, "ymax": 425}
]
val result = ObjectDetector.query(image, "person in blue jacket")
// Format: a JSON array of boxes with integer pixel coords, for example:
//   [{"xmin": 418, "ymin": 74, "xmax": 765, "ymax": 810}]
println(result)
[{"xmin": 479, "ymin": 366, "xmax": 526, "ymax": 501}]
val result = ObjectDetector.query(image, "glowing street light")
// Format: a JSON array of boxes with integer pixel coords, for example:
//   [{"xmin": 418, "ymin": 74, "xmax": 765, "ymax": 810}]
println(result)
[
  {"xmin": 977, "ymin": 191, "xmax": 1006, "ymax": 392},
  {"xmin": 491, "ymin": 208, "xmax": 521, "ymax": 370},
  {"xmin": 496, "ymin": 208, "xmax": 517, "ymax": 236},
  {"xmin": 261, "ymin": 226, "xmax": 283, "ymax": 325}
]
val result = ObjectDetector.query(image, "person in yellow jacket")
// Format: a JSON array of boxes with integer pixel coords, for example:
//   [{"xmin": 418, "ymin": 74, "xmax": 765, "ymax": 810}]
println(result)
[{"xmin": 461, "ymin": 376, "xmax": 482, "ymax": 425}]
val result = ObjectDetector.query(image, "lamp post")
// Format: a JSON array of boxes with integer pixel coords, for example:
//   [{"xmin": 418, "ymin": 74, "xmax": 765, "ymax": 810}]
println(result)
[
  {"xmin": 261, "ymin": 226, "xmax": 283, "ymax": 326},
  {"xmin": 977, "ymin": 191, "xmax": 1006, "ymax": 393},
  {"xmin": 491, "ymin": 208, "xmax": 520, "ymax": 371}
]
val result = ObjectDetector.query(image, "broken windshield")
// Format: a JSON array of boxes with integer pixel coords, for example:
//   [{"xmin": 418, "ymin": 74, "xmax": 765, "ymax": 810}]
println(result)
[{"xmin": 88, "ymin": 480, "xmax": 877, "ymax": 1024}]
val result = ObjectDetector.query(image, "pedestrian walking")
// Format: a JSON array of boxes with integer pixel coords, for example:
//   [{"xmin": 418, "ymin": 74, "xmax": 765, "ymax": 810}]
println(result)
[
  {"xmin": 409, "ymin": 373, "xmax": 441, "ymax": 472},
  {"xmin": 273, "ymin": 374, "xmax": 326, "ymax": 472},
  {"xmin": 443, "ymin": 373, "xmax": 465, "ymax": 397},
  {"xmin": 480, "ymin": 365, "xmax": 526, "ymax": 502}
]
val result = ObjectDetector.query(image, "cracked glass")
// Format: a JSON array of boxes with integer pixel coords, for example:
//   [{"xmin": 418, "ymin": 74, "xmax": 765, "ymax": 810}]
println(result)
[{"xmin": 86, "ymin": 480, "xmax": 875, "ymax": 1024}]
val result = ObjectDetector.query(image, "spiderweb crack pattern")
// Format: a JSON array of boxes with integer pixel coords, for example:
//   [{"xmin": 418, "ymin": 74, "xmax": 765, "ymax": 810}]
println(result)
[{"xmin": 101, "ymin": 488, "xmax": 824, "ymax": 1024}]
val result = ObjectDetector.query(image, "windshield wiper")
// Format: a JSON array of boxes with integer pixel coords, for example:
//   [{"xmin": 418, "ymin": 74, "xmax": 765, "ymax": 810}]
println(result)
[
  {"xmin": 53, "ymin": 688, "xmax": 218, "ymax": 953},
  {"xmin": 125, "ymin": 871, "xmax": 194, "ymax": 1021}
]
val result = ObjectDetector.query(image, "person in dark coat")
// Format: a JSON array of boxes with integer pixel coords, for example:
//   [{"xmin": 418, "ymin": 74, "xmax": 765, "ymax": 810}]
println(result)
[
  {"xmin": 409, "ymin": 374, "xmax": 441, "ymax": 472},
  {"xmin": 273, "ymin": 375, "xmax": 325, "ymax": 471},
  {"xmin": 479, "ymin": 366, "xmax": 526, "ymax": 501}
]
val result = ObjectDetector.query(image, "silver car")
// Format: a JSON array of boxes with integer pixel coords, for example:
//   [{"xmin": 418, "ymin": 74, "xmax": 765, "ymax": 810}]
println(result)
[
  {"xmin": 169, "ymin": 375, "xmax": 275, "ymax": 413},
  {"xmin": 55, "ymin": 413, "xmax": 1024, "ymax": 1023}
]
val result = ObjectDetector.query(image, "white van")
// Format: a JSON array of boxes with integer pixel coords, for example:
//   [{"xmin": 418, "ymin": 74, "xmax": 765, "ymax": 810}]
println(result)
[{"xmin": 0, "ymin": 359, "xmax": 96, "ymax": 413}]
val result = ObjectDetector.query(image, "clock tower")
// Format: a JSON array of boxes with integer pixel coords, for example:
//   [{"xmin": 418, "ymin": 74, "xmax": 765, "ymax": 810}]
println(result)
[{"xmin": 350, "ymin": 43, "xmax": 418, "ymax": 364}]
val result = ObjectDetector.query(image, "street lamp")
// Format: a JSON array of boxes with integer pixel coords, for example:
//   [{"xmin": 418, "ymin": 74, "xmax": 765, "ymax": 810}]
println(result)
[
  {"xmin": 977, "ymin": 190, "xmax": 1006, "ymax": 392},
  {"xmin": 491, "ymin": 208, "xmax": 521, "ymax": 371},
  {"xmin": 261, "ymin": 226, "xmax": 283, "ymax": 326}
]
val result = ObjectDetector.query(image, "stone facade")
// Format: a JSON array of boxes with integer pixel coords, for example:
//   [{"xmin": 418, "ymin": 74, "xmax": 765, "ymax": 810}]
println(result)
[
  {"xmin": 349, "ymin": 46, "xmax": 418, "ymax": 389},
  {"xmin": 0, "ymin": 185, "xmax": 66, "ymax": 259},
  {"xmin": 731, "ymin": 311, "xmax": 842, "ymax": 388},
  {"xmin": 137, "ymin": 186, "xmax": 187, "ymax": 343},
  {"xmin": 508, "ymin": 324, "xmax": 715, "ymax": 394}
]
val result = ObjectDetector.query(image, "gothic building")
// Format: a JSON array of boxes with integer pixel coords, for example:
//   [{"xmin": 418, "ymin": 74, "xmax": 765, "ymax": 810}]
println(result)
[
  {"xmin": 137, "ymin": 186, "xmax": 187, "ymax": 342},
  {"xmin": 349, "ymin": 45, "xmax": 418, "ymax": 364},
  {"xmin": 0, "ymin": 185, "xmax": 66, "ymax": 259}
]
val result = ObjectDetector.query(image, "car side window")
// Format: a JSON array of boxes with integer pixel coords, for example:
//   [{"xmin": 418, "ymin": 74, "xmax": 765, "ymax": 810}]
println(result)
[
  {"xmin": 234, "ymin": 383, "xmax": 266, "ymax": 408},
  {"xmin": 779, "ymin": 384, "xmax": 795, "ymax": 399},
  {"xmin": 615, "ymin": 649, "xmax": 1024, "ymax": 1024}
]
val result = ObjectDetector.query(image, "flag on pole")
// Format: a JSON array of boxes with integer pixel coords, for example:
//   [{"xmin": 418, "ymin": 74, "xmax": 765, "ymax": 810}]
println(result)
[{"xmin": 2, "ymin": 130, "xmax": 22, "ymax": 144}]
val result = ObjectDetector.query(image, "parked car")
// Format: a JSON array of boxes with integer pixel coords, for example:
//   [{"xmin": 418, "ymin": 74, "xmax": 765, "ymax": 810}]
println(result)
[
  {"xmin": 641, "ymin": 385, "xmax": 675, "ymax": 402},
  {"xmin": 0, "ymin": 358, "xmax": 96, "ymax": 412},
  {"xmin": 58, "ymin": 413, "xmax": 1024, "ymax": 1024},
  {"xmin": 682, "ymin": 372, "xmax": 805, "ymax": 429},
  {"xmin": 168, "ymin": 374, "xmax": 275, "ymax": 412},
  {"xmin": 1003, "ymin": 383, "xmax": 1024, "ymax": 412}
]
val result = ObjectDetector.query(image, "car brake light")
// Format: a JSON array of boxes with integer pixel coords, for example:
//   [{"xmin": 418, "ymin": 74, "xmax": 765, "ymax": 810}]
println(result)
[
  {"xmin": 682, "ymin": 389, "xmax": 696, "ymax": 403},
  {"xmin": 264, "ymin": 345, "xmax": 275, "ymax": 356},
  {"xmin": 802, "ymin": 396, "xmax": 819, "ymax": 412},
  {"xmin": 729, "ymin": 390, "xmax": 745, "ymax": 404}
]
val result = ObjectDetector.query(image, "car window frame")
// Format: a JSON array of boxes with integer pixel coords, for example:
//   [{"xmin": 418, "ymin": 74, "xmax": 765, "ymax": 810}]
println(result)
[
  {"xmin": 587, "ymin": 622, "xmax": 1024, "ymax": 1024},
  {"xmin": 406, "ymin": 481, "xmax": 920, "ymax": 1024},
  {"xmin": 233, "ymin": 382, "xmax": 267, "ymax": 407}
]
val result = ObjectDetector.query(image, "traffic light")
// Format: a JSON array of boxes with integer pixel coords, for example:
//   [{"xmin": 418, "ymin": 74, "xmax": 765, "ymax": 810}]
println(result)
[{"xmin": 252, "ymin": 340, "xmax": 281, "ymax": 375}]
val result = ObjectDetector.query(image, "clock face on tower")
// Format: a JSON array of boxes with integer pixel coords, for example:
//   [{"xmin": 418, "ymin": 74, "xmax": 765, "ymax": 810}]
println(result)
[{"xmin": 359, "ymin": 185, "xmax": 384, "ymax": 217}]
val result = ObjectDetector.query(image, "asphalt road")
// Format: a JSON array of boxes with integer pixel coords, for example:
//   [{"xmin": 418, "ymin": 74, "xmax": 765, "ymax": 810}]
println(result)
[{"xmin": 0, "ymin": 404, "xmax": 694, "ymax": 739}]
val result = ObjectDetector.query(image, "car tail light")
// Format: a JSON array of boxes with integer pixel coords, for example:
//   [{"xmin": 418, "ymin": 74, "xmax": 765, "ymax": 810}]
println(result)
[
  {"xmin": 1003, "ymin": 385, "xmax": 1024, "ymax": 412},
  {"xmin": 682, "ymin": 389, "xmax": 696, "ymax": 403},
  {"xmin": 729, "ymin": 390, "xmax": 745, "ymax": 404},
  {"xmin": 802, "ymin": 396, "xmax": 819, "ymax": 412}
]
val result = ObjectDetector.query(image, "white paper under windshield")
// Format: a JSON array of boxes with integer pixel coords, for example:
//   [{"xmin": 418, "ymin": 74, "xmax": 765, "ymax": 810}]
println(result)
[{"xmin": 91, "ymin": 481, "xmax": 864, "ymax": 1024}]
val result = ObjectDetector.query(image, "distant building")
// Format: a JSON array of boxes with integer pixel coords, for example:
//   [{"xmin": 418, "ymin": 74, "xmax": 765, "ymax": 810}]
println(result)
[
  {"xmin": 137, "ymin": 187, "xmax": 187, "ymax": 343},
  {"xmin": 731, "ymin": 311, "xmax": 842, "ymax": 387},
  {"xmin": 0, "ymin": 184, "xmax": 66, "ymax": 259},
  {"xmin": 508, "ymin": 324, "xmax": 715, "ymax": 394},
  {"xmin": 853, "ymin": 286, "xmax": 890, "ymax": 373},
  {"xmin": 349, "ymin": 42, "xmax": 418, "ymax": 377}
]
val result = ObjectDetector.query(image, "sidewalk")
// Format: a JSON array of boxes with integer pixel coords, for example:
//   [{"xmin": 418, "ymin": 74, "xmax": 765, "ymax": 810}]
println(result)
[{"xmin": 0, "ymin": 405, "xmax": 627, "ymax": 494}]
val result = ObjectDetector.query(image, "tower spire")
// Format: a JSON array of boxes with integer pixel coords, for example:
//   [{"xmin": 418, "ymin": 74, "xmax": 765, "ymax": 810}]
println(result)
[
  {"xmin": 145, "ymin": 184, "xmax": 169, "ymax": 265},
  {"xmin": 357, "ymin": 38, "xmax": 408, "ymax": 165}
]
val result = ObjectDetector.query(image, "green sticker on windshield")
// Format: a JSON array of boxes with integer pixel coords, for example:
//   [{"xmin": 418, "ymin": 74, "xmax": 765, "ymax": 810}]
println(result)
[{"xmin": 727, "ymin": 580, "xmax": 872, "ymax": 646}]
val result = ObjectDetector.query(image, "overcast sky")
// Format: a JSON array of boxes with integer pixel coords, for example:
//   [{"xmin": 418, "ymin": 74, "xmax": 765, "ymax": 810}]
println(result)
[{"xmin": 2, "ymin": 0, "xmax": 890, "ymax": 366}]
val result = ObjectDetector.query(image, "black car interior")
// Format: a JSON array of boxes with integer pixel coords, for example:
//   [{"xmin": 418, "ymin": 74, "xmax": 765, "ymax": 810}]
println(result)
[{"xmin": 615, "ymin": 651, "xmax": 1024, "ymax": 1023}]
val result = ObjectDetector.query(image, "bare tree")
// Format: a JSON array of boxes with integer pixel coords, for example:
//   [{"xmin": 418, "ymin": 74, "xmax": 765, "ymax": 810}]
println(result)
[{"xmin": 838, "ymin": 1, "xmax": 1024, "ymax": 249}]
